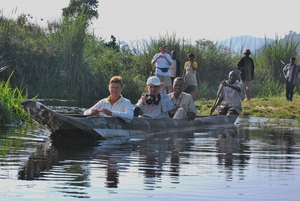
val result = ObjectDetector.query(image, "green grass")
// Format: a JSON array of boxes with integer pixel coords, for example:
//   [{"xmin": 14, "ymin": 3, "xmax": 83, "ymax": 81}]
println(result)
[
  {"xmin": 0, "ymin": 71, "xmax": 30, "ymax": 125},
  {"xmin": 196, "ymin": 96, "xmax": 300, "ymax": 124}
]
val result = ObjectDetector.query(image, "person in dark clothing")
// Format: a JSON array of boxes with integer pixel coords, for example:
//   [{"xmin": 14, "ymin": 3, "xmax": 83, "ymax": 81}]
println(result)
[
  {"xmin": 283, "ymin": 57, "xmax": 300, "ymax": 102},
  {"xmin": 237, "ymin": 49, "xmax": 255, "ymax": 100},
  {"xmin": 170, "ymin": 50, "xmax": 181, "ymax": 86}
]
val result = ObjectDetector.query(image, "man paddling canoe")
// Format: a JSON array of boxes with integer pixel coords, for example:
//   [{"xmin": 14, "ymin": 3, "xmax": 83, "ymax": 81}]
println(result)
[{"xmin": 210, "ymin": 71, "xmax": 242, "ymax": 116}]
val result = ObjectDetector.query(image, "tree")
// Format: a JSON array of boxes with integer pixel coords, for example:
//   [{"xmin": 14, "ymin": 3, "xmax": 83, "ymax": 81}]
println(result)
[
  {"xmin": 105, "ymin": 35, "xmax": 120, "ymax": 52},
  {"xmin": 62, "ymin": 0, "xmax": 99, "ymax": 22}
]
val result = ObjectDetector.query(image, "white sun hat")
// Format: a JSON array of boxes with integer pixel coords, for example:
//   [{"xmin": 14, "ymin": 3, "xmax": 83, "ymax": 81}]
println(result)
[{"xmin": 146, "ymin": 76, "xmax": 161, "ymax": 86}]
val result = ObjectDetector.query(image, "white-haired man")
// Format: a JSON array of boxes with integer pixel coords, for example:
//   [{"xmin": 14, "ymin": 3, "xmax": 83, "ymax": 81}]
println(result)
[{"xmin": 134, "ymin": 76, "xmax": 173, "ymax": 118}]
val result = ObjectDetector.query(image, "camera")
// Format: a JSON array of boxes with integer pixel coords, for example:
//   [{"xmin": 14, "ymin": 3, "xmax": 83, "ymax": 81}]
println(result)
[{"xmin": 145, "ymin": 94, "xmax": 155, "ymax": 105}]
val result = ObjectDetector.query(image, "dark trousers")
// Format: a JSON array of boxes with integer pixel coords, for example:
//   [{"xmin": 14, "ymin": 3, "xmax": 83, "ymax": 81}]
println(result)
[
  {"xmin": 285, "ymin": 80, "xmax": 295, "ymax": 101},
  {"xmin": 218, "ymin": 106, "xmax": 239, "ymax": 116}
]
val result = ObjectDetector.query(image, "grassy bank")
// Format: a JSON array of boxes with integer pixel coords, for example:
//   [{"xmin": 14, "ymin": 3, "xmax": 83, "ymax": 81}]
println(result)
[{"xmin": 196, "ymin": 96, "xmax": 300, "ymax": 123}]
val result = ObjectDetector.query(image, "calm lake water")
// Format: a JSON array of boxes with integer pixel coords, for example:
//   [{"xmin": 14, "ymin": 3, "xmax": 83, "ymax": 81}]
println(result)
[{"xmin": 0, "ymin": 104, "xmax": 300, "ymax": 200}]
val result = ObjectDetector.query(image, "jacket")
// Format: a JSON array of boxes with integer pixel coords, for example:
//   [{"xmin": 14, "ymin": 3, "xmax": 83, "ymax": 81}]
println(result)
[{"xmin": 237, "ymin": 57, "xmax": 255, "ymax": 81}]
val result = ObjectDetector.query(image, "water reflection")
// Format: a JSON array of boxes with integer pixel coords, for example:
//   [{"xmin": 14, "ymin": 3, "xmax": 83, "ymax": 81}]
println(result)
[
  {"xmin": 282, "ymin": 132, "xmax": 296, "ymax": 154},
  {"xmin": 18, "ymin": 138, "xmax": 96, "ymax": 182},
  {"xmin": 137, "ymin": 135, "xmax": 194, "ymax": 190},
  {"xmin": 1, "ymin": 120, "xmax": 300, "ymax": 200},
  {"xmin": 214, "ymin": 127, "xmax": 250, "ymax": 181},
  {"xmin": 16, "ymin": 126, "xmax": 300, "ymax": 187},
  {"xmin": 16, "ymin": 133, "xmax": 195, "ymax": 192}
]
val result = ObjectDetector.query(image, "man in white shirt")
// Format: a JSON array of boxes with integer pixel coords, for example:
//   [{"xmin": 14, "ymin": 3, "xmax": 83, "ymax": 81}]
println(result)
[
  {"xmin": 151, "ymin": 44, "xmax": 172, "ymax": 93},
  {"xmin": 83, "ymin": 76, "xmax": 133, "ymax": 122}
]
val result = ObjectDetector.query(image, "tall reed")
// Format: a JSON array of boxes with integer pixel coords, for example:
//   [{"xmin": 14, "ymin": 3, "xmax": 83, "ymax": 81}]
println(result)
[
  {"xmin": 1, "ymin": 12, "xmax": 300, "ymax": 102},
  {"xmin": 0, "ymin": 71, "xmax": 29, "ymax": 125},
  {"xmin": 254, "ymin": 35, "xmax": 300, "ymax": 97}
]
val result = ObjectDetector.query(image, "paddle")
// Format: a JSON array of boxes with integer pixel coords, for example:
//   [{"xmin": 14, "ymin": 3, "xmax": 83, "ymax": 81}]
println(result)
[
  {"xmin": 64, "ymin": 113, "xmax": 91, "ymax": 117},
  {"xmin": 210, "ymin": 84, "xmax": 223, "ymax": 116}
]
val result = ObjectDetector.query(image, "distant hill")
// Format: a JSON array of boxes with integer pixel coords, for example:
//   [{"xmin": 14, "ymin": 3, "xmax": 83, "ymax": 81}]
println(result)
[
  {"xmin": 217, "ymin": 31, "xmax": 300, "ymax": 54},
  {"xmin": 217, "ymin": 35, "xmax": 274, "ymax": 54}
]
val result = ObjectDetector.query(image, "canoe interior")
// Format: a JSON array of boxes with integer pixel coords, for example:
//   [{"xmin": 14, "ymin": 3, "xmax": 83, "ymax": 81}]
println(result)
[{"xmin": 21, "ymin": 100, "xmax": 238, "ymax": 140}]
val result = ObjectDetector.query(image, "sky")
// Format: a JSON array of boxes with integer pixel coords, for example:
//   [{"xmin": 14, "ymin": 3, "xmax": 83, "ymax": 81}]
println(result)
[{"xmin": 0, "ymin": 0, "xmax": 299, "ymax": 43}]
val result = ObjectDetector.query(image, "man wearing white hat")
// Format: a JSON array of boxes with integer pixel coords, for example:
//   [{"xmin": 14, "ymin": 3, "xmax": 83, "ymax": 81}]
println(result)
[{"xmin": 134, "ymin": 76, "xmax": 173, "ymax": 118}]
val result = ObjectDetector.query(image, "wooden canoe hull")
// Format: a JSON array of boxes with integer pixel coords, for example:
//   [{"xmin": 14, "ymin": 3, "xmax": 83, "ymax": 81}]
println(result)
[{"xmin": 21, "ymin": 100, "xmax": 238, "ymax": 140}]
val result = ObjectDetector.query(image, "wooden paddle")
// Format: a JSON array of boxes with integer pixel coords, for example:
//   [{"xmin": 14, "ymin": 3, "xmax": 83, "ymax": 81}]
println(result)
[
  {"xmin": 64, "ymin": 113, "xmax": 91, "ymax": 117},
  {"xmin": 210, "ymin": 85, "xmax": 223, "ymax": 115}
]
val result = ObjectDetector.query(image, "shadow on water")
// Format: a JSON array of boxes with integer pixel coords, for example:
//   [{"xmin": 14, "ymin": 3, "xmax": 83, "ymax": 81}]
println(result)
[
  {"xmin": 17, "ymin": 123, "xmax": 299, "ymax": 182},
  {"xmin": 16, "ymin": 131, "xmax": 195, "ymax": 181},
  {"xmin": 1, "ymin": 117, "xmax": 300, "ymax": 200}
]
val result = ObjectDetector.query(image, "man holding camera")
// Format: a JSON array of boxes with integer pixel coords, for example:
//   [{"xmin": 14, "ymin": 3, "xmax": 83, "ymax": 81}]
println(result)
[
  {"xmin": 134, "ymin": 76, "xmax": 173, "ymax": 118},
  {"xmin": 151, "ymin": 44, "xmax": 173, "ymax": 93}
]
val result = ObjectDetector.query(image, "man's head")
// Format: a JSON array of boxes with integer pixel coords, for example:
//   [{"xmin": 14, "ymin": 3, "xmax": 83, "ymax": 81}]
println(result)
[
  {"xmin": 159, "ymin": 44, "xmax": 167, "ymax": 53},
  {"xmin": 188, "ymin": 53, "xmax": 195, "ymax": 62},
  {"xmin": 244, "ymin": 49, "xmax": 251, "ymax": 57},
  {"xmin": 109, "ymin": 76, "xmax": 123, "ymax": 88},
  {"xmin": 171, "ymin": 50, "xmax": 177, "ymax": 59},
  {"xmin": 146, "ymin": 76, "xmax": 161, "ymax": 95},
  {"xmin": 173, "ymin": 77, "xmax": 184, "ymax": 97},
  {"xmin": 108, "ymin": 76, "xmax": 123, "ymax": 97},
  {"xmin": 228, "ymin": 71, "xmax": 239, "ymax": 84},
  {"xmin": 290, "ymin": 56, "xmax": 296, "ymax": 63}
]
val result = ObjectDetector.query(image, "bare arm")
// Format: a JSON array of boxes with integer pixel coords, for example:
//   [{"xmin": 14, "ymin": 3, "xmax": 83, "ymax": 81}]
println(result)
[
  {"xmin": 223, "ymin": 82, "xmax": 241, "ymax": 92},
  {"xmin": 151, "ymin": 54, "xmax": 161, "ymax": 65}
]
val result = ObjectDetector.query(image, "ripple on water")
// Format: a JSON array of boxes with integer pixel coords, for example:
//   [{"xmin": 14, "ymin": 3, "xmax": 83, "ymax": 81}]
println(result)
[{"xmin": 0, "ymin": 118, "xmax": 300, "ymax": 200}]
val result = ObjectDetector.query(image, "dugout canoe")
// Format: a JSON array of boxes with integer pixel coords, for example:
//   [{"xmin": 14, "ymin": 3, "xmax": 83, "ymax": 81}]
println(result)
[{"xmin": 21, "ymin": 100, "xmax": 238, "ymax": 140}]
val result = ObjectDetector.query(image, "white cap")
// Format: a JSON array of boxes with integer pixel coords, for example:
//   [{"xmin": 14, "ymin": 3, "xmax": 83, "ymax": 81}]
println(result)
[{"xmin": 146, "ymin": 76, "xmax": 161, "ymax": 86}]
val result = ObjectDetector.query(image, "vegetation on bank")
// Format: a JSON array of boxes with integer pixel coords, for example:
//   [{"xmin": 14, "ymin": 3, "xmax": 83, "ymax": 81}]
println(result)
[
  {"xmin": 197, "ymin": 96, "xmax": 300, "ymax": 124},
  {"xmin": 1, "ymin": 1, "xmax": 300, "ymax": 104},
  {"xmin": 0, "ymin": 71, "xmax": 30, "ymax": 125}
]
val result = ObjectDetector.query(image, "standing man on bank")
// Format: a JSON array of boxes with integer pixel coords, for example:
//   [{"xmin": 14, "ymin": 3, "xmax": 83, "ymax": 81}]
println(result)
[
  {"xmin": 151, "ymin": 44, "xmax": 173, "ymax": 93},
  {"xmin": 283, "ymin": 56, "xmax": 300, "ymax": 102},
  {"xmin": 170, "ymin": 50, "xmax": 181, "ymax": 87},
  {"xmin": 237, "ymin": 49, "xmax": 255, "ymax": 100}
]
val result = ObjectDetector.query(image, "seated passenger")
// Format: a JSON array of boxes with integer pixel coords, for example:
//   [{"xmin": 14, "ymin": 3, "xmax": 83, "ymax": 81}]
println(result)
[
  {"xmin": 134, "ymin": 76, "xmax": 173, "ymax": 119},
  {"xmin": 84, "ymin": 76, "xmax": 133, "ymax": 122},
  {"xmin": 168, "ymin": 77, "xmax": 197, "ymax": 120},
  {"xmin": 210, "ymin": 71, "xmax": 242, "ymax": 116}
]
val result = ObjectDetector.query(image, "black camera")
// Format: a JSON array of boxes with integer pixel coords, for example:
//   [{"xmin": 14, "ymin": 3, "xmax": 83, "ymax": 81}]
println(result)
[{"xmin": 145, "ymin": 94, "xmax": 155, "ymax": 105}]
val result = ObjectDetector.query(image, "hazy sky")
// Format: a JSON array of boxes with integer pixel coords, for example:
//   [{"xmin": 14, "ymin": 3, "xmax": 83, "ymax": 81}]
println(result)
[{"xmin": 1, "ymin": 0, "xmax": 298, "ymax": 43}]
